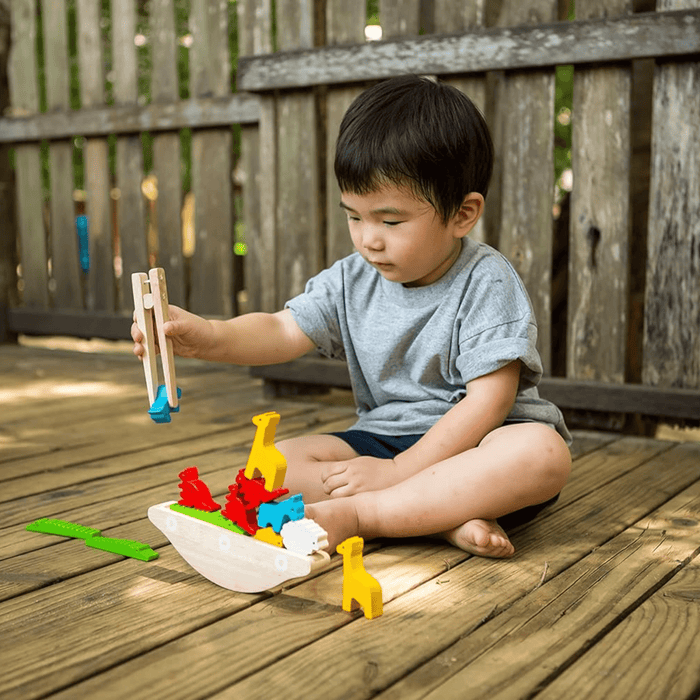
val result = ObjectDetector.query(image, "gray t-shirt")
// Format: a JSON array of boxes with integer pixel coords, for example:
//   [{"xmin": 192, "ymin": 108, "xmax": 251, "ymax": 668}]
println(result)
[{"xmin": 286, "ymin": 238, "xmax": 571, "ymax": 443}]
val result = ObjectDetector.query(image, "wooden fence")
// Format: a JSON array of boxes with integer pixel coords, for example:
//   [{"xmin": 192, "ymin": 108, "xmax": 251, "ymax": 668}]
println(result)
[{"xmin": 1, "ymin": 0, "xmax": 699, "ymax": 427}]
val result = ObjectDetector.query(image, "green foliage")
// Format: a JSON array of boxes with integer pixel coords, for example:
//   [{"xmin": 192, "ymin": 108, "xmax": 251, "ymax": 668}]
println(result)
[
  {"xmin": 553, "ymin": 1, "xmax": 575, "ymax": 205},
  {"xmin": 554, "ymin": 64, "xmax": 573, "ymax": 203},
  {"xmin": 367, "ymin": 0, "xmax": 379, "ymax": 25}
]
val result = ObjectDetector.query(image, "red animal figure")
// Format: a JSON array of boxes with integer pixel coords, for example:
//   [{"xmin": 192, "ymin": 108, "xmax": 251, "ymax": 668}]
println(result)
[
  {"xmin": 221, "ymin": 483, "xmax": 259, "ymax": 535},
  {"xmin": 234, "ymin": 469, "xmax": 288, "ymax": 509},
  {"xmin": 177, "ymin": 467, "xmax": 220, "ymax": 512}
]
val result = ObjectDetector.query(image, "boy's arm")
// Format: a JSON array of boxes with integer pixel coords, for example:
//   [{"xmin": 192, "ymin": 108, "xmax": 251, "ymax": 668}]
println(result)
[
  {"xmin": 393, "ymin": 360, "xmax": 521, "ymax": 477},
  {"xmin": 322, "ymin": 360, "xmax": 521, "ymax": 497},
  {"xmin": 203, "ymin": 309, "xmax": 316, "ymax": 365}
]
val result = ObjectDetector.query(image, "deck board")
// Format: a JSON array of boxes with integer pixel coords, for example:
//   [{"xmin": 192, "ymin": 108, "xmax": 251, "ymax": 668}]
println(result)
[{"xmin": 1, "ymin": 343, "xmax": 699, "ymax": 700}]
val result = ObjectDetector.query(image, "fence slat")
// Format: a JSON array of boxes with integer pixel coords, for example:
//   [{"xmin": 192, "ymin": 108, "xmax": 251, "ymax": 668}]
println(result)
[
  {"xmin": 0, "ymin": 96, "xmax": 260, "ymax": 143},
  {"xmin": 237, "ymin": 10, "xmax": 700, "ymax": 91},
  {"xmin": 567, "ymin": 0, "xmax": 632, "ymax": 384},
  {"xmin": 438, "ymin": 1, "xmax": 488, "ymax": 245},
  {"xmin": 112, "ymin": 0, "xmax": 147, "ymax": 312},
  {"xmin": 380, "ymin": 0, "xmax": 421, "ymax": 39},
  {"xmin": 325, "ymin": 2, "xmax": 366, "ymax": 266},
  {"xmin": 8, "ymin": 0, "xmax": 47, "ymax": 308},
  {"xmin": 41, "ymin": 0, "xmax": 82, "ymax": 310},
  {"xmin": 150, "ymin": 0, "xmax": 185, "ymax": 306},
  {"xmin": 77, "ymin": 0, "xmax": 114, "ymax": 312},
  {"xmin": 643, "ymin": 0, "xmax": 700, "ymax": 389},
  {"xmin": 239, "ymin": 0, "xmax": 272, "ymax": 313},
  {"xmin": 272, "ymin": 0, "xmax": 322, "ymax": 310},
  {"xmin": 494, "ymin": 0, "xmax": 558, "ymax": 374},
  {"xmin": 189, "ymin": 0, "xmax": 233, "ymax": 316}
]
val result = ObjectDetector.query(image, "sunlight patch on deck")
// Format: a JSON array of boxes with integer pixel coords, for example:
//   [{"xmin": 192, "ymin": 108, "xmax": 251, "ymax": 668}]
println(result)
[{"xmin": 0, "ymin": 380, "xmax": 130, "ymax": 403}]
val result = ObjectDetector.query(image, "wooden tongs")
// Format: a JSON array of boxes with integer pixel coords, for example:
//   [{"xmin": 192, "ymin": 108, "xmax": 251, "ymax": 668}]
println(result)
[{"xmin": 131, "ymin": 268, "xmax": 181, "ymax": 423}]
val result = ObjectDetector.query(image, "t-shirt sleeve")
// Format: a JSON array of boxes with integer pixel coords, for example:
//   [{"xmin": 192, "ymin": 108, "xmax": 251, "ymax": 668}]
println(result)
[
  {"xmin": 455, "ymin": 255, "xmax": 543, "ymax": 389},
  {"xmin": 284, "ymin": 262, "xmax": 346, "ymax": 361}
]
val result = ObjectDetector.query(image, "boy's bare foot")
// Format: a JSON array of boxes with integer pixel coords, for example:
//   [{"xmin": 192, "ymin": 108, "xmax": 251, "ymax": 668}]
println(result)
[
  {"xmin": 305, "ymin": 499, "xmax": 360, "ymax": 552},
  {"xmin": 440, "ymin": 519, "xmax": 515, "ymax": 558}
]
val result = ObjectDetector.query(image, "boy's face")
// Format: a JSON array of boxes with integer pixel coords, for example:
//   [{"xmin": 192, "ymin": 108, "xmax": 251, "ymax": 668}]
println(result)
[{"xmin": 340, "ymin": 186, "xmax": 469, "ymax": 287}]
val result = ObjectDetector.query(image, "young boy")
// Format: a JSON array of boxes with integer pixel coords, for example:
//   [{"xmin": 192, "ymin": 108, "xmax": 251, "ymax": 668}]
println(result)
[{"xmin": 132, "ymin": 75, "xmax": 572, "ymax": 558}]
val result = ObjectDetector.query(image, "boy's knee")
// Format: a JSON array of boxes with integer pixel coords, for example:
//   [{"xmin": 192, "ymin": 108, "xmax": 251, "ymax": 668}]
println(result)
[{"xmin": 533, "ymin": 424, "xmax": 571, "ymax": 487}]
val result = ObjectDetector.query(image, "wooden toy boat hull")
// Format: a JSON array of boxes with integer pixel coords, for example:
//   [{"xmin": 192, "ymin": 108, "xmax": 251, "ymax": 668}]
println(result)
[{"xmin": 148, "ymin": 501, "xmax": 331, "ymax": 592}]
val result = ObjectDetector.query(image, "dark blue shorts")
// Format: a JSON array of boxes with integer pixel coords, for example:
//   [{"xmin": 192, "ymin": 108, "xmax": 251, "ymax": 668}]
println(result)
[{"xmin": 329, "ymin": 428, "xmax": 559, "ymax": 531}]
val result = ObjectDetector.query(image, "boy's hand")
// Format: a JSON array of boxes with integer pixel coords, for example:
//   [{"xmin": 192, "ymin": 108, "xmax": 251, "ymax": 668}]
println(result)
[
  {"xmin": 131, "ymin": 305, "xmax": 215, "ymax": 360},
  {"xmin": 321, "ymin": 456, "xmax": 402, "ymax": 498}
]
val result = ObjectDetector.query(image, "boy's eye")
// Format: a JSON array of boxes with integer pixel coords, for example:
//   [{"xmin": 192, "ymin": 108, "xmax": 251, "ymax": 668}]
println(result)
[{"xmin": 384, "ymin": 220, "xmax": 402, "ymax": 227}]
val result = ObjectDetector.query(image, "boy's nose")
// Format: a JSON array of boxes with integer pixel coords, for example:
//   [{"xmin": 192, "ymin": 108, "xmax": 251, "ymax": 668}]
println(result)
[{"xmin": 361, "ymin": 226, "xmax": 385, "ymax": 251}]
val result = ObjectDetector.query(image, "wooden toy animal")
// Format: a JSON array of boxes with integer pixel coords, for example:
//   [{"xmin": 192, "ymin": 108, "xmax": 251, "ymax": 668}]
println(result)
[
  {"xmin": 336, "ymin": 536, "xmax": 383, "ymax": 620},
  {"xmin": 243, "ymin": 412, "xmax": 288, "ymax": 491}
]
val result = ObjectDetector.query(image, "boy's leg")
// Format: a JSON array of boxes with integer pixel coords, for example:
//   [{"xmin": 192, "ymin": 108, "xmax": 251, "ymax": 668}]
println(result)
[
  {"xmin": 276, "ymin": 435, "xmax": 360, "ymax": 503},
  {"xmin": 306, "ymin": 422, "xmax": 571, "ymax": 555}
]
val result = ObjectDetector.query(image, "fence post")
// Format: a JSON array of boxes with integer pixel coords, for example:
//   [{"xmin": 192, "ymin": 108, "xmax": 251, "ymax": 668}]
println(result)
[
  {"xmin": 491, "ymin": 0, "xmax": 559, "ymax": 374},
  {"xmin": 239, "ymin": 0, "xmax": 273, "ymax": 313},
  {"xmin": 8, "ymin": 0, "xmax": 48, "ymax": 310},
  {"xmin": 325, "ymin": 2, "xmax": 366, "ymax": 266},
  {"xmin": 77, "ymin": 0, "xmax": 114, "ymax": 312},
  {"xmin": 189, "ymin": 0, "xmax": 234, "ymax": 317},
  {"xmin": 150, "ymin": 0, "xmax": 185, "ymax": 307},
  {"xmin": 643, "ymin": 0, "xmax": 700, "ymax": 390},
  {"xmin": 112, "ymin": 0, "xmax": 148, "ymax": 312},
  {"xmin": 436, "ymin": 1, "xmax": 488, "ymax": 245},
  {"xmin": 567, "ymin": 0, "xmax": 633, "ymax": 386},
  {"xmin": 0, "ymin": 0, "xmax": 17, "ymax": 342},
  {"xmin": 272, "ymin": 0, "xmax": 324, "ymax": 310}
]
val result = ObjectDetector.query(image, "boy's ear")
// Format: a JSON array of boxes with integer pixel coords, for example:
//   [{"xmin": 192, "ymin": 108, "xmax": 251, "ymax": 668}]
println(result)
[{"xmin": 453, "ymin": 193, "xmax": 485, "ymax": 237}]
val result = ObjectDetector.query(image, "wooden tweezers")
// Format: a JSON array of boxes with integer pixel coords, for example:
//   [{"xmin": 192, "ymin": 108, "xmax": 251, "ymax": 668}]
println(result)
[{"xmin": 131, "ymin": 268, "xmax": 180, "ymax": 422}]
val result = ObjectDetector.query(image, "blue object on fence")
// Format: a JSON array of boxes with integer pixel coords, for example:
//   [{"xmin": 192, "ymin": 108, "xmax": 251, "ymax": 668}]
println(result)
[{"xmin": 76, "ymin": 215, "xmax": 89, "ymax": 272}]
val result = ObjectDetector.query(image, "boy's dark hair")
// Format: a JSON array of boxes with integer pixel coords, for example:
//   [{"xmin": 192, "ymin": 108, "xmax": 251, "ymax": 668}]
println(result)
[{"xmin": 334, "ymin": 75, "xmax": 494, "ymax": 224}]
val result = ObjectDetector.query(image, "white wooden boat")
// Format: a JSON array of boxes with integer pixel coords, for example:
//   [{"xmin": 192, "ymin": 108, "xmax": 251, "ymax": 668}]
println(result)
[{"xmin": 148, "ymin": 501, "xmax": 331, "ymax": 592}]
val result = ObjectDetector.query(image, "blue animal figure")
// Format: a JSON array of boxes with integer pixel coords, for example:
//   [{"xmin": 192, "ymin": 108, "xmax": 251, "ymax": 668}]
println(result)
[
  {"xmin": 148, "ymin": 385, "xmax": 182, "ymax": 423},
  {"xmin": 257, "ymin": 494, "xmax": 305, "ymax": 533}
]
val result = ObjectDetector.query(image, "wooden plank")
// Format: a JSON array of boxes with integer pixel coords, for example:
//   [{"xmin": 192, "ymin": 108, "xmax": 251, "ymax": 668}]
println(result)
[
  {"xmin": 381, "ymin": 0, "xmax": 421, "ymax": 39},
  {"xmin": 41, "ymin": 0, "xmax": 83, "ymax": 310},
  {"xmin": 491, "ymin": 0, "xmax": 558, "ymax": 373},
  {"xmin": 643, "ymin": 0, "xmax": 700, "ymax": 390},
  {"xmin": 151, "ymin": 0, "xmax": 185, "ymax": 306},
  {"xmin": 8, "ymin": 0, "xmax": 48, "ymax": 308},
  {"xmin": 112, "ymin": 0, "xmax": 148, "ymax": 312},
  {"xmin": 8, "ymin": 307, "xmax": 132, "ymax": 338},
  {"xmin": 437, "ymin": 1, "xmax": 488, "ymax": 245},
  {"xmin": 189, "ymin": 0, "xmax": 234, "ymax": 316},
  {"xmin": 376, "ymin": 470, "xmax": 700, "ymax": 700},
  {"xmin": 239, "ymin": 0, "xmax": 272, "ymax": 313},
  {"xmin": 536, "ymin": 555, "xmax": 700, "ymax": 700},
  {"xmin": 0, "ymin": 95, "xmax": 260, "ymax": 143},
  {"xmin": 250, "ymin": 357, "xmax": 700, "ymax": 419},
  {"xmin": 325, "ymin": 2, "xmax": 366, "ymax": 266},
  {"xmin": 273, "ymin": 0, "xmax": 322, "ymax": 309},
  {"xmin": 77, "ymin": 0, "xmax": 114, "ymax": 312},
  {"xmin": 237, "ymin": 10, "xmax": 700, "ymax": 91},
  {"xmin": 567, "ymin": 0, "xmax": 632, "ymax": 384}
]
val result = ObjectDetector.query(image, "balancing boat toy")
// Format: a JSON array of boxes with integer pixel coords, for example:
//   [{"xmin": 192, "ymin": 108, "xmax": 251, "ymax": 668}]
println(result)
[{"xmin": 148, "ymin": 501, "xmax": 330, "ymax": 592}]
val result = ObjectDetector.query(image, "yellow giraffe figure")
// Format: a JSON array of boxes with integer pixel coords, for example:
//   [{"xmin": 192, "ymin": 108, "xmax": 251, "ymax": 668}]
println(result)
[
  {"xmin": 336, "ymin": 536, "xmax": 383, "ymax": 620},
  {"xmin": 243, "ymin": 411, "xmax": 288, "ymax": 491}
]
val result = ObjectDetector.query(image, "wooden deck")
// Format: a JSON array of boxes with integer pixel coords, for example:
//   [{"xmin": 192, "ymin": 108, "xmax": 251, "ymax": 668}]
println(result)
[{"xmin": 1, "ymin": 342, "xmax": 700, "ymax": 700}]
